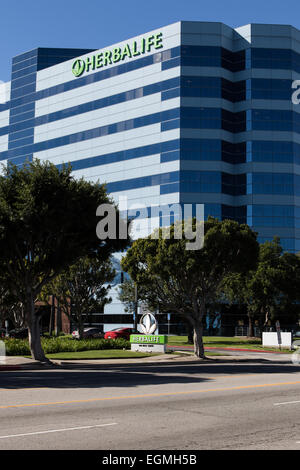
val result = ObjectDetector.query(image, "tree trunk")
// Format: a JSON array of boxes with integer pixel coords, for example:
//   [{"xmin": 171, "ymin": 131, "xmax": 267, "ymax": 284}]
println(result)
[
  {"xmin": 27, "ymin": 293, "xmax": 49, "ymax": 362},
  {"xmin": 248, "ymin": 314, "xmax": 254, "ymax": 337},
  {"xmin": 187, "ymin": 323, "xmax": 193, "ymax": 344},
  {"xmin": 263, "ymin": 309, "xmax": 270, "ymax": 330},
  {"xmin": 193, "ymin": 321, "xmax": 205, "ymax": 358},
  {"xmin": 78, "ymin": 318, "xmax": 84, "ymax": 340}
]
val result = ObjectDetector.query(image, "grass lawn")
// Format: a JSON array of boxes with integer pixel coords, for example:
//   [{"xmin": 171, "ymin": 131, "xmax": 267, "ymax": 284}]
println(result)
[
  {"xmin": 43, "ymin": 349, "xmax": 156, "ymax": 360},
  {"xmin": 167, "ymin": 335, "xmax": 293, "ymax": 353}
]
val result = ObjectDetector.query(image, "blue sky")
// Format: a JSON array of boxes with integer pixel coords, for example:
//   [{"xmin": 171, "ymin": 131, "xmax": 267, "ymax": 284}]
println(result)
[{"xmin": 1, "ymin": 0, "xmax": 300, "ymax": 82}]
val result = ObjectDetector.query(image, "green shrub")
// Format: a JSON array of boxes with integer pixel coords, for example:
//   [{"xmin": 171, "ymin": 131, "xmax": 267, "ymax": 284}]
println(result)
[
  {"xmin": 4, "ymin": 339, "xmax": 31, "ymax": 356},
  {"xmin": 3, "ymin": 336, "xmax": 130, "ymax": 356}
]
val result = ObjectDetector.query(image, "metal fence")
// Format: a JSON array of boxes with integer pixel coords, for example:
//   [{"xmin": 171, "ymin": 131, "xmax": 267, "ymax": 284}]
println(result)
[{"xmin": 234, "ymin": 326, "xmax": 261, "ymax": 337}]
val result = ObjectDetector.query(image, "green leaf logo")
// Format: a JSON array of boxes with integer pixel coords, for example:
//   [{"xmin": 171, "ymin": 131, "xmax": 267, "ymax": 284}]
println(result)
[{"xmin": 72, "ymin": 59, "xmax": 85, "ymax": 77}]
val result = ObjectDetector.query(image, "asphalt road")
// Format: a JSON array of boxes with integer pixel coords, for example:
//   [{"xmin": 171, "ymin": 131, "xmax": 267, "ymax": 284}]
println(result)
[{"xmin": 0, "ymin": 358, "xmax": 300, "ymax": 450}]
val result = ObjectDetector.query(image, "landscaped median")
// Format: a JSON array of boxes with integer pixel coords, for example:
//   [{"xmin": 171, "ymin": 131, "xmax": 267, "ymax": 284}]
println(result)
[
  {"xmin": 3, "ymin": 336, "xmax": 131, "ymax": 356},
  {"xmin": 1, "ymin": 334, "xmax": 294, "ymax": 365},
  {"xmin": 2, "ymin": 336, "xmax": 155, "ymax": 361},
  {"xmin": 168, "ymin": 335, "xmax": 294, "ymax": 353}
]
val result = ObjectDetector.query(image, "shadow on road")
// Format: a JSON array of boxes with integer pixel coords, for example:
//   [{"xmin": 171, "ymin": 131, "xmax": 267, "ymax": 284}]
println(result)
[{"xmin": 0, "ymin": 359, "xmax": 299, "ymax": 390}]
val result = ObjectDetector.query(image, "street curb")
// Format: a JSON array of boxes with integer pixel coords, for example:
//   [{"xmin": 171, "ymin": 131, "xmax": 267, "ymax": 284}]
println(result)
[
  {"xmin": 0, "ymin": 362, "xmax": 62, "ymax": 371},
  {"xmin": 169, "ymin": 346, "xmax": 291, "ymax": 354},
  {"xmin": 205, "ymin": 346, "xmax": 289, "ymax": 354},
  {"xmin": 0, "ymin": 365, "xmax": 22, "ymax": 371}
]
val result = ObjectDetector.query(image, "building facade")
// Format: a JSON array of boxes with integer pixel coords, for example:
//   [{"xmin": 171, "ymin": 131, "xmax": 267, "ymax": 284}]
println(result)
[{"xmin": 1, "ymin": 21, "xmax": 300, "ymax": 331}]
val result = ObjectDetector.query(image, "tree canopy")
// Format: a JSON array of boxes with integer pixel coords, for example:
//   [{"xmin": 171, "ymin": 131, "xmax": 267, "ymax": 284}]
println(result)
[
  {"xmin": 0, "ymin": 159, "xmax": 129, "ymax": 361},
  {"xmin": 41, "ymin": 255, "xmax": 115, "ymax": 339},
  {"xmin": 223, "ymin": 237, "xmax": 300, "ymax": 335},
  {"xmin": 121, "ymin": 217, "xmax": 259, "ymax": 357}
]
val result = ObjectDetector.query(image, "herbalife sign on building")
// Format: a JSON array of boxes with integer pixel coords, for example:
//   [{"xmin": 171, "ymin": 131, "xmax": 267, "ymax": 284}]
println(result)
[
  {"xmin": 72, "ymin": 32, "xmax": 163, "ymax": 77},
  {"xmin": 130, "ymin": 313, "xmax": 167, "ymax": 353}
]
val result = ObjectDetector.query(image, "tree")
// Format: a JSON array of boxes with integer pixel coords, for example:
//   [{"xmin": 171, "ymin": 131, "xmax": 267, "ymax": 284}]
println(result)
[
  {"xmin": 0, "ymin": 159, "xmax": 128, "ymax": 362},
  {"xmin": 121, "ymin": 217, "xmax": 259, "ymax": 358},
  {"xmin": 223, "ymin": 238, "xmax": 300, "ymax": 335},
  {"xmin": 41, "ymin": 255, "xmax": 115, "ymax": 339}
]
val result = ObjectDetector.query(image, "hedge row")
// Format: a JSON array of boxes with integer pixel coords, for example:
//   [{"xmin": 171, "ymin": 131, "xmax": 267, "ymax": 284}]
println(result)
[{"xmin": 3, "ymin": 337, "xmax": 130, "ymax": 356}]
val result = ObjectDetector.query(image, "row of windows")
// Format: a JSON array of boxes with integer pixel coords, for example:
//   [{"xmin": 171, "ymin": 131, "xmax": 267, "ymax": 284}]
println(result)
[
  {"xmin": 178, "ymin": 46, "xmax": 245, "ymax": 71},
  {"xmin": 106, "ymin": 171, "xmax": 180, "ymax": 193},
  {"xmin": 250, "ymin": 109, "xmax": 300, "ymax": 133},
  {"xmin": 1, "ymin": 107, "xmax": 180, "ymax": 160},
  {"xmin": 6, "ymin": 81, "xmax": 247, "ymax": 140},
  {"xmin": 11, "ymin": 83, "xmax": 36, "ymax": 100},
  {"xmin": 252, "ymin": 217, "xmax": 300, "ymax": 228},
  {"xmin": 2, "ymin": 107, "xmax": 249, "ymax": 159},
  {"xmin": 10, "ymin": 101, "xmax": 35, "ymax": 118},
  {"xmin": 7, "ymin": 131, "xmax": 300, "ymax": 170},
  {"xmin": 12, "ymin": 56, "xmax": 38, "ymax": 74},
  {"xmin": 53, "ymin": 137, "xmax": 300, "ymax": 169},
  {"xmin": 57, "ymin": 139, "xmax": 180, "ymax": 172},
  {"xmin": 160, "ymin": 172, "xmax": 300, "ymax": 197},
  {"xmin": 54, "ymin": 138, "xmax": 246, "ymax": 171},
  {"xmin": 173, "ymin": 46, "xmax": 300, "ymax": 74},
  {"xmin": 5, "ymin": 77, "xmax": 180, "ymax": 138},
  {"xmin": 12, "ymin": 49, "xmax": 38, "ymax": 65},
  {"xmin": 180, "ymin": 108, "xmax": 246, "ymax": 133},
  {"xmin": 251, "ymin": 204, "xmax": 300, "ymax": 217},
  {"xmin": 182, "ymin": 76, "xmax": 297, "ymax": 101},
  {"xmin": 8, "ymin": 136, "xmax": 34, "ymax": 150},
  {"xmin": 250, "ymin": 78, "xmax": 294, "ymax": 100},
  {"xmin": 106, "ymin": 171, "xmax": 247, "ymax": 196},
  {"xmin": 250, "ymin": 173, "xmax": 300, "ymax": 196},
  {"xmin": 10, "ymin": 103, "xmax": 36, "ymax": 125},
  {"xmin": 181, "ymin": 76, "xmax": 246, "ymax": 102},
  {"xmin": 251, "ymin": 140, "xmax": 300, "ymax": 164},
  {"xmin": 250, "ymin": 48, "xmax": 300, "ymax": 73}
]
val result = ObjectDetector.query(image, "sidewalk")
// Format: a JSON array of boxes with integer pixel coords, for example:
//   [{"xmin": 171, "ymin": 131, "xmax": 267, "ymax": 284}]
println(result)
[
  {"xmin": 0, "ymin": 356, "xmax": 48, "ymax": 370},
  {"xmin": 0, "ymin": 349, "xmax": 294, "ymax": 370},
  {"xmin": 0, "ymin": 353, "xmax": 197, "ymax": 370}
]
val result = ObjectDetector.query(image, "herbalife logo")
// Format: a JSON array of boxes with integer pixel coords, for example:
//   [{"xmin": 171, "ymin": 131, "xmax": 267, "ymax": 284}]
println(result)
[
  {"xmin": 71, "ymin": 33, "xmax": 163, "ymax": 78},
  {"xmin": 139, "ymin": 313, "xmax": 158, "ymax": 335},
  {"xmin": 72, "ymin": 60, "xmax": 85, "ymax": 77}
]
